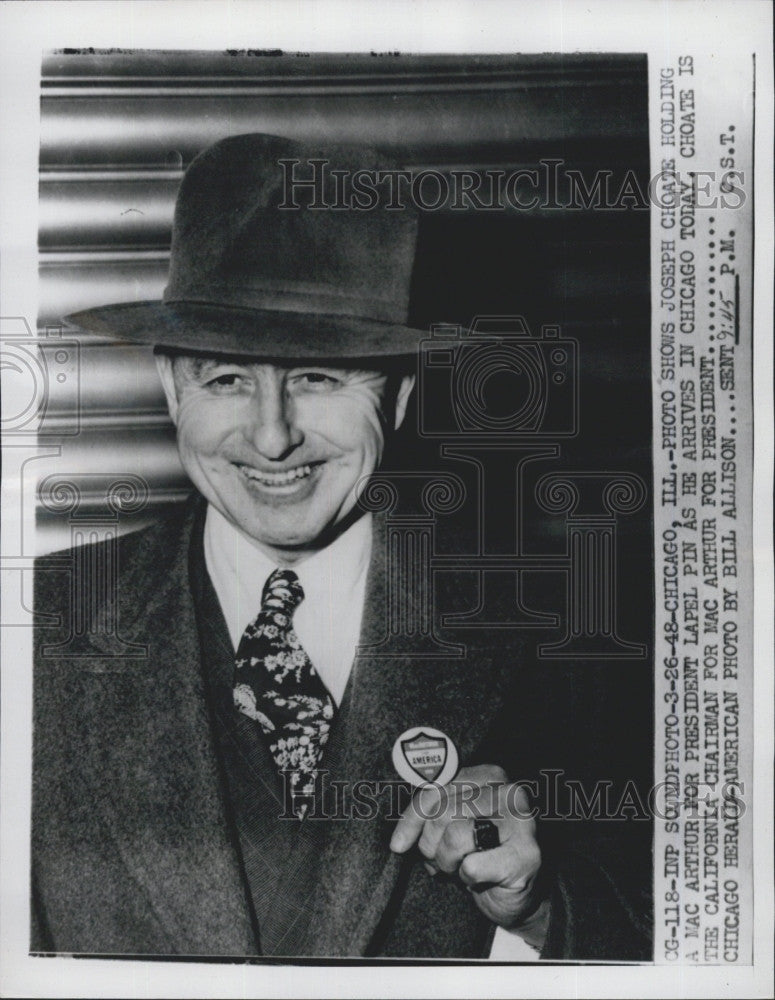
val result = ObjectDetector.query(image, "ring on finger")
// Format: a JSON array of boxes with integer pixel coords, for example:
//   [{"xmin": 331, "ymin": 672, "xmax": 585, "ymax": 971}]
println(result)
[{"xmin": 472, "ymin": 818, "xmax": 500, "ymax": 851}]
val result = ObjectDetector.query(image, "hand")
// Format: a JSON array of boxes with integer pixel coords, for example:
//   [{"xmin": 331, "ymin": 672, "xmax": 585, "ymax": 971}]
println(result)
[{"xmin": 389, "ymin": 764, "xmax": 543, "ymax": 929}]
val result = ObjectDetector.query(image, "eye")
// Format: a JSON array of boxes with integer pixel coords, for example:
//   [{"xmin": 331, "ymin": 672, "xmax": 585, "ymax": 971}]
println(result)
[
  {"xmin": 290, "ymin": 370, "xmax": 343, "ymax": 391},
  {"xmin": 204, "ymin": 371, "xmax": 249, "ymax": 392}
]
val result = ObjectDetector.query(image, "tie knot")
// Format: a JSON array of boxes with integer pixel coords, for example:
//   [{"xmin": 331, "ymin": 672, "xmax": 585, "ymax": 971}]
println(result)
[{"xmin": 261, "ymin": 568, "xmax": 304, "ymax": 614}]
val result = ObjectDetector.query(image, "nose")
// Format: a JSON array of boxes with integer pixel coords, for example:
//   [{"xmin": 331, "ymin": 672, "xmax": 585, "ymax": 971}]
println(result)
[{"xmin": 244, "ymin": 371, "xmax": 303, "ymax": 460}]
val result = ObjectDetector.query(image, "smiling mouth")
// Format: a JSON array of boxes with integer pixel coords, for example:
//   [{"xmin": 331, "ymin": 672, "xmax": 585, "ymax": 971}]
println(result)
[{"xmin": 236, "ymin": 462, "xmax": 320, "ymax": 488}]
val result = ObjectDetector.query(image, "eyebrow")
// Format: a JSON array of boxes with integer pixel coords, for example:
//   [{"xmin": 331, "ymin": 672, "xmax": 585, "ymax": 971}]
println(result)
[
  {"xmin": 188, "ymin": 357, "xmax": 229, "ymax": 378},
  {"xmin": 176, "ymin": 356, "xmax": 251, "ymax": 380}
]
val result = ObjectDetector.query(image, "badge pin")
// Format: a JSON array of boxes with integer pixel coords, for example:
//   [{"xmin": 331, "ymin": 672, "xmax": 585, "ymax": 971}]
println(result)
[{"xmin": 392, "ymin": 726, "xmax": 459, "ymax": 788}]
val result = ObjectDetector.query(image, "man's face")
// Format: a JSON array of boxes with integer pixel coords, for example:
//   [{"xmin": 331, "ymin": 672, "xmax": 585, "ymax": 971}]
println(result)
[{"xmin": 156, "ymin": 352, "xmax": 415, "ymax": 562}]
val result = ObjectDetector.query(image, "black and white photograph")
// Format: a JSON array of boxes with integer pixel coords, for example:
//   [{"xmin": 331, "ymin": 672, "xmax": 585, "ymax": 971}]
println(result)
[{"xmin": 0, "ymin": 2, "xmax": 771, "ymax": 998}]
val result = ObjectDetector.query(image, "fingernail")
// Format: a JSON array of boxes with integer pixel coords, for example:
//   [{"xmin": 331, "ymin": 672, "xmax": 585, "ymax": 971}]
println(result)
[{"xmin": 390, "ymin": 833, "xmax": 405, "ymax": 852}]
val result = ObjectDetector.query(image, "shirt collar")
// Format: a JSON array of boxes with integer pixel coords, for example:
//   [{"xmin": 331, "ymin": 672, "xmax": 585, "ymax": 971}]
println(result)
[{"xmin": 203, "ymin": 503, "xmax": 372, "ymax": 641}]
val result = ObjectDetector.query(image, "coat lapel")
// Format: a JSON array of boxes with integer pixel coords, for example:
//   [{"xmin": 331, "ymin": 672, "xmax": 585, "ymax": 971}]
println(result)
[
  {"xmin": 60, "ymin": 501, "xmax": 512, "ymax": 957},
  {"xmin": 74, "ymin": 501, "xmax": 256, "ymax": 955},
  {"xmin": 307, "ymin": 513, "xmax": 514, "ymax": 956}
]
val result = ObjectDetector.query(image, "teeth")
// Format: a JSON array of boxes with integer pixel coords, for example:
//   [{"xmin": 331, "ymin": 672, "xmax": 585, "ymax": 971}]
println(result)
[{"xmin": 239, "ymin": 463, "xmax": 313, "ymax": 486}]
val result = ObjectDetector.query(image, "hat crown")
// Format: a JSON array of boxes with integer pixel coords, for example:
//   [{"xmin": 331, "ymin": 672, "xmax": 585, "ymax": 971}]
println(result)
[
  {"xmin": 165, "ymin": 133, "xmax": 419, "ymax": 327},
  {"xmin": 65, "ymin": 132, "xmax": 428, "ymax": 358}
]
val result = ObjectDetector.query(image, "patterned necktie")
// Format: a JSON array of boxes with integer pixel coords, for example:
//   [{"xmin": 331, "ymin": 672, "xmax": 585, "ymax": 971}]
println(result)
[{"xmin": 233, "ymin": 568, "xmax": 336, "ymax": 818}]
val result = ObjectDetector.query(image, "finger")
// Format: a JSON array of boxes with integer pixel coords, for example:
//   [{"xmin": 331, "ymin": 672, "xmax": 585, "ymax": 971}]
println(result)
[
  {"xmin": 417, "ymin": 817, "xmax": 446, "ymax": 860},
  {"xmin": 495, "ymin": 779, "xmax": 536, "ymax": 827},
  {"xmin": 416, "ymin": 780, "xmax": 486, "ymax": 858},
  {"xmin": 448, "ymin": 769, "xmax": 502, "ymax": 820},
  {"xmin": 455, "ymin": 764, "xmax": 509, "ymax": 787},
  {"xmin": 459, "ymin": 838, "xmax": 541, "ymax": 891},
  {"xmin": 391, "ymin": 766, "xmax": 510, "ymax": 854},
  {"xmin": 433, "ymin": 818, "xmax": 477, "ymax": 874},
  {"xmin": 390, "ymin": 782, "xmax": 446, "ymax": 853}
]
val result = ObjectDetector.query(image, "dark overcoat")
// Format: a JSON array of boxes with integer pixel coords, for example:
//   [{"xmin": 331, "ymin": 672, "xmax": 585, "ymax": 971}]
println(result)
[{"xmin": 32, "ymin": 497, "xmax": 651, "ymax": 960}]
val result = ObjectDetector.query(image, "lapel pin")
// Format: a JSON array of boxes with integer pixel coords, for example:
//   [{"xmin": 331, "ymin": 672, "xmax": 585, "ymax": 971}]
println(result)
[{"xmin": 392, "ymin": 726, "xmax": 459, "ymax": 788}]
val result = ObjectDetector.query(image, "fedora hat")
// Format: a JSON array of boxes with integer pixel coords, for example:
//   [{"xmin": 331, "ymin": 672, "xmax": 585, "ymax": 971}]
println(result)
[{"xmin": 65, "ymin": 133, "xmax": 431, "ymax": 359}]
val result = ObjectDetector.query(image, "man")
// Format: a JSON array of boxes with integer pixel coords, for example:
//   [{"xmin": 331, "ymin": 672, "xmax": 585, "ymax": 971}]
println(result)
[{"xmin": 32, "ymin": 133, "xmax": 650, "ymax": 959}]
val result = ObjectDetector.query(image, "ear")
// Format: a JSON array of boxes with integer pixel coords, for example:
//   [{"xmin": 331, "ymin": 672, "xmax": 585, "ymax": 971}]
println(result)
[
  {"xmin": 393, "ymin": 374, "xmax": 416, "ymax": 430},
  {"xmin": 154, "ymin": 352, "xmax": 180, "ymax": 426}
]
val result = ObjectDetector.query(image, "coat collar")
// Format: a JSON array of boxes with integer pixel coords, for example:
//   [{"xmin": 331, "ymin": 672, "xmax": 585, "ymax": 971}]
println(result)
[{"xmin": 73, "ymin": 497, "xmax": 257, "ymax": 955}]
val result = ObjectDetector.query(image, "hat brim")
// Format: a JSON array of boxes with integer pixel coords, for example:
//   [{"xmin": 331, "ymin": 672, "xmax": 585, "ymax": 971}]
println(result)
[{"xmin": 65, "ymin": 301, "xmax": 431, "ymax": 360}]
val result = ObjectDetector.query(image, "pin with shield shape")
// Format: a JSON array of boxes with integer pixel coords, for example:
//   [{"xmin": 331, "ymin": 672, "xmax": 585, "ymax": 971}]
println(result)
[{"xmin": 392, "ymin": 725, "xmax": 459, "ymax": 788}]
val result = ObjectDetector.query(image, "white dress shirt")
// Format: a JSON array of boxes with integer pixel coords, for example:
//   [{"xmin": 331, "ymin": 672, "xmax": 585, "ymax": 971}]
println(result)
[
  {"xmin": 203, "ymin": 503, "xmax": 540, "ymax": 960},
  {"xmin": 204, "ymin": 502, "xmax": 371, "ymax": 706}
]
